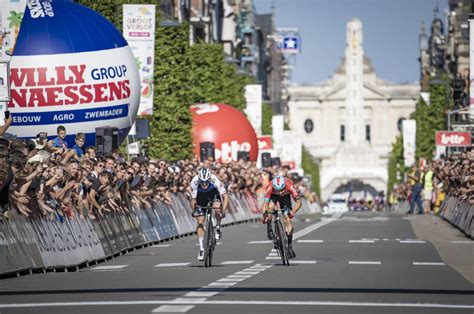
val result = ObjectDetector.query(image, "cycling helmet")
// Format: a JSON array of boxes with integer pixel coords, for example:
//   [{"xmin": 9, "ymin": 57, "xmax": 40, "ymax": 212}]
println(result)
[
  {"xmin": 272, "ymin": 175, "xmax": 286, "ymax": 191},
  {"xmin": 198, "ymin": 168, "xmax": 211, "ymax": 184}
]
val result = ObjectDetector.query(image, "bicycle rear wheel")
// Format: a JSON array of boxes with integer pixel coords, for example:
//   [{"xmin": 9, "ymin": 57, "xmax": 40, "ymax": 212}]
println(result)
[{"xmin": 275, "ymin": 220, "xmax": 290, "ymax": 266}]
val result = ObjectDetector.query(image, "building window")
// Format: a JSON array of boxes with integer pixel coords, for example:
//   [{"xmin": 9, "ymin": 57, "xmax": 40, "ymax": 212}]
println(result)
[
  {"xmin": 366, "ymin": 124, "xmax": 371, "ymax": 142},
  {"xmin": 397, "ymin": 117, "xmax": 405, "ymax": 132},
  {"xmin": 304, "ymin": 119, "xmax": 314, "ymax": 134},
  {"xmin": 340, "ymin": 125, "xmax": 345, "ymax": 142}
]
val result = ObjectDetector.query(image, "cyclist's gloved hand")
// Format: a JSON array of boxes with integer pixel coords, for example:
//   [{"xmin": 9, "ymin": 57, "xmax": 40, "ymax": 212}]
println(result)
[
  {"xmin": 288, "ymin": 212, "xmax": 294, "ymax": 219},
  {"xmin": 261, "ymin": 212, "xmax": 268, "ymax": 224}
]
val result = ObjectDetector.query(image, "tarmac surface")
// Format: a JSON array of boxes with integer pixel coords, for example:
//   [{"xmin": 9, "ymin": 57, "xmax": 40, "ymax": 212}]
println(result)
[{"xmin": 0, "ymin": 211, "xmax": 472, "ymax": 314}]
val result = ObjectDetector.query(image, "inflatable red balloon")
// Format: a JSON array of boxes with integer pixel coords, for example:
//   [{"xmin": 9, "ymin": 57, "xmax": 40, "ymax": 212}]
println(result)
[{"xmin": 190, "ymin": 103, "xmax": 259, "ymax": 162}]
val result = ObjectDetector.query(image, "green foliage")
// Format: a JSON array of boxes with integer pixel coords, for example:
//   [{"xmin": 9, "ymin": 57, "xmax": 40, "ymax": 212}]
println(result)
[
  {"xmin": 413, "ymin": 78, "xmax": 449, "ymax": 161},
  {"xmin": 261, "ymin": 102, "xmax": 273, "ymax": 135},
  {"xmin": 387, "ymin": 135, "xmax": 407, "ymax": 193},
  {"xmin": 77, "ymin": 1, "xmax": 254, "ymax": 160},
  {"xmin": 302, "ymin": 146, "xmax": 321, "ymax": 198}
]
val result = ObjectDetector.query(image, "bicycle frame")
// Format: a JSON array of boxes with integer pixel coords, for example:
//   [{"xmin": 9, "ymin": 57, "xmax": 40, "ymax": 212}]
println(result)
[{"xmin": 202, "ymin": 204, "xmax": 217, "ymax": 268}]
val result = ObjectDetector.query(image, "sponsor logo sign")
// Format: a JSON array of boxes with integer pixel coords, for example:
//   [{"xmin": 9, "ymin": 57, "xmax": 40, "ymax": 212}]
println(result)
[
  {"xmin": 435, "ymin": 131, "xmax": 471, "ymax": 147},
  {"xmin": 258, "ymin": 135, "xmax": 272, "ymax": 150},
  {"xmin": 123, "ymin": 4, "xmax": 155, "ymax": 116}
]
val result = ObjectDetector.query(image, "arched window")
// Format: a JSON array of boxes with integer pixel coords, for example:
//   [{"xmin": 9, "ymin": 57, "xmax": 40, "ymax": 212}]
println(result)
[
  {"xmin": 397, "ymin": 117, "xmax": 406, "ymax": 132},
  {"xmin": 304, "ymin": 119, "xmax": 314, "ymax": 134}
]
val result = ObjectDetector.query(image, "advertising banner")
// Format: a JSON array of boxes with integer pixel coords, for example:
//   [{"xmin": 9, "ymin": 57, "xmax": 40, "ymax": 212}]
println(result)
[
  {"xmin": 272, "ymin": 115, "xmax": 284, "ymax": 154},
  {"xmin": 280, "ymin": 130, "xmax": 302, "ymax": 169},
  {"xmin": 402, "ymin": 119, "xmax": 416, "ymax": 167},
  {"xmin": 0, "ymin": 0, "xmax": 27, "ymax": 59},
  {"xmin": 244, "ymin": 84, "xmax": 262, "ymax": 135},
  {"xmin": 435, "ymin": 131, "xmax": 471, "ymax": 147},
  {"xmin": 123, "ymin": 4, "xmax": 155, "ymax": 116}
]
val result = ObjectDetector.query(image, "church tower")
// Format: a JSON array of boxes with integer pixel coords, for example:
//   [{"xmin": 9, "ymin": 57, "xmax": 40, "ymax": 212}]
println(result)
[{"xmin": 345, "ymin": 18, "xmax": 365, "ymax": 145}]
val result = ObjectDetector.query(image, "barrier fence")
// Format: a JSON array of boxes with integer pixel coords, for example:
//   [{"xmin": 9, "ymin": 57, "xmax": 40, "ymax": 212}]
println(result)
[
  {"xmin": 439, "ymin": 196, "xmax": 473, "ymax": 239},
  {"xmin": 1, "ymin": 191, "xmax": 316, "ymax": 277}
]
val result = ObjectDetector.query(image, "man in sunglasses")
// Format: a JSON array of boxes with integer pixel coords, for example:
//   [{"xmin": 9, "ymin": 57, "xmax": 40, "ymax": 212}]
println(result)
[{"xmin": 190, "ymin": 168, "xmax": 228, "ymax": 261}]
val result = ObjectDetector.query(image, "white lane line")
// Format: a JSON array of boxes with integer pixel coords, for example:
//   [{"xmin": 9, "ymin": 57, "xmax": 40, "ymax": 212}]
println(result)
[
  {"xmin": 152, "ymin": 244, "xmax": 171, "ymax": 248},
  {"xmin": 249, "ymin": 240, "xmax": 272, "ymax": 244},
  {"xmin": 265, "ymin": 256, "xmax": 281, "ymax": 260},
  {"xmin": 291, "ymin": 260, "xmax": 317, "ymax": 264},
  {"xmin": 207, "ymin": 282, "xmax": 238, "ymax": 287},
  {"xmin": 297, "ymin": 239, "xmax": 324, "ymax": 243},
  {"xmin": 348, "ymin": 261, "xmax": 381, "ymax": 265},
  {"xmin": 195, "ymin": 242, "xmax": 222, "ymax": 246},
  {"xmin": 217, "ymin": 278, "xmax": 246, "ymax": 282},
  {"xmin": 293, "ymin": 218, "xmax": 336, "ymax": 239},
  {"xmin": 234, "ymin": 271, "xmax": 260, "ymax": 275},
  {"xmin": 361, "ymin": 238, "xmax": 379, "ymax": 241},
  {"xmin": 220, "ymin": 260, "xmax": 254, "ymax": 265},
  {"xmin": 1, "ymin": 300, "xmax": 472, "ymax": 309},
  {"xmin": 152, "ymin": 305, "xmax": 194, "ymax": 312},
  {"xmin": 399, "ymin": 240, "xmax": 426, "ymax": 244},
  {"xmin": 227, "ymin": 274, "xmax": 253, "ymax": 279},
  {"xmin": 184, "ymin": 291, "xmax": 219, "ymax": 298},
  {"xmin": 349, "ymin": 240, "xmax": 375, "ymax": 243},
  {"xmin": 154, "ymin": 263, "xmax": 191, "ymax": 268},
  {"xmin": 91, "ymin": 265, "xmax": 127, "ymax": 270},
  {"xmin": 413, "ymin": 262, "xmax": 446, "ymax": 266},
  {"xmin": 451, "ymin": 241, "xmax": 473, "ymax": 244}
]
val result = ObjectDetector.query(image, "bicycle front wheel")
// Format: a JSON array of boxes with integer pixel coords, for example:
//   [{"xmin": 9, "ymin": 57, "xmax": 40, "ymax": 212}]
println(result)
[
  {"xmin": 275, "ymin": 220, "xmax": 290, "ymax": 266},
  {"xmin": 204, "ymin": 215, "xmax": 214, "ymax": 267}
]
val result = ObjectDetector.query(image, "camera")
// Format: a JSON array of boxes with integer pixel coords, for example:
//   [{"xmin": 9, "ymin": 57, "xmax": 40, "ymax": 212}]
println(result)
[{"xmin": 39, "ymin": 132, "xmax": 47, "ymax": 142}]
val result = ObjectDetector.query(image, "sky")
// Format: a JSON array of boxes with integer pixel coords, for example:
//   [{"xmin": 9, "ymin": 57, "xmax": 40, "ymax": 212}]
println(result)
[{"xmin": 253, "ymin": 0, "xmax": 449, "ymax": 85}]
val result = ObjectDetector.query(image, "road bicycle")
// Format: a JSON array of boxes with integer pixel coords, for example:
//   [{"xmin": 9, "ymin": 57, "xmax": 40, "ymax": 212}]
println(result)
[
  {"xmin": 264, "ymin": 207, "xmax": 290, "ymax": 266},
  {"xmin": 202, "ymin": 202, "xmax": 217, "ymax": 268}
]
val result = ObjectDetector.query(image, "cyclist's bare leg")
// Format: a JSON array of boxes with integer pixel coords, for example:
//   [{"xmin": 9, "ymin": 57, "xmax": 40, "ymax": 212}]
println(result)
[
  {"xmin": 196, "ymin": 215, "xmax": 205, "ymax": 251},
  {"xmin": 212, "ymin": 201, "xmax": 222, "ymax": 226},
  {"xmin": 266, "ymin": 202, "xmax": 276, "ymax": 239},
  {"xmin": 283, "ymin": 213, "xmax": 295, "ymax": 258}
]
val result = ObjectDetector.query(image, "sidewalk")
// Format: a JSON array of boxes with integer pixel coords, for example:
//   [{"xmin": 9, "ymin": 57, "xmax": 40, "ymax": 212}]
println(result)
[{"xmin": 408, "ymin": 213, "xmax": 473, "ymax": 283}]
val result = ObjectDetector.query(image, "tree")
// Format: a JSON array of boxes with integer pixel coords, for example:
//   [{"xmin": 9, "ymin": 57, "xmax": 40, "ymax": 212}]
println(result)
[
  {"xmin": 77, "ymin": 1, "xmax": 254, "ymax": 160},
  {"xmin": 302, "ymin": 146, "xmax": 321, "ymax": 198}
]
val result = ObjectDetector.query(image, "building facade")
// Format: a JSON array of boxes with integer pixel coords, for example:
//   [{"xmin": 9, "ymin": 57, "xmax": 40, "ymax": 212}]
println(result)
[{"xmin": 288, "ymin": 19, "xmax": 419, "ymax": 200}]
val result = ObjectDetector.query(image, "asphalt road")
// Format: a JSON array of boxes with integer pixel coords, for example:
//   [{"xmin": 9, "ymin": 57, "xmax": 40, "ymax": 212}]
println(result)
[{"xmin": 0, "ymin": 211, "xmax": 473, "ymax": 314}]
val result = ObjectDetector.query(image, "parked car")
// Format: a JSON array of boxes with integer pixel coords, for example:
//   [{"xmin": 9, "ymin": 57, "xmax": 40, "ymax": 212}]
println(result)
[{"xmin": 324, "ymin": 194, "xmax": 349, "ymax": 213}]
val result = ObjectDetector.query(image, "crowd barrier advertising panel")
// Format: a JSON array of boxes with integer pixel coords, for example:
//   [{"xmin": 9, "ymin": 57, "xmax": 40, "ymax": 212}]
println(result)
[
  {"xmin": 0, "ymin": 192, "xmax": 304, "ymax": 276},
  {"xmin": 440, "ymin": 197, "xmax": 473, "ymax": 239}
]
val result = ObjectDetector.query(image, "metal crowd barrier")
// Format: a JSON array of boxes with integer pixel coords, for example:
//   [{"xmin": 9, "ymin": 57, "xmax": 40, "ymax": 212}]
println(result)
[
  {"xmin": 439, "ymin": 196, "xmax": 473, "ymax": 239},
  {"xmin": 0, "ymin": 192, "xmax": 260, "ymax": 277}
]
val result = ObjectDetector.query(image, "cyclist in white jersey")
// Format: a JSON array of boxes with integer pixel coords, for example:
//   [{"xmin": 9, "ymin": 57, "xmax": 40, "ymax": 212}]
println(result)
[{"xmin": 190, "ymin": 168, "xmax": 229, "ymax": 261}]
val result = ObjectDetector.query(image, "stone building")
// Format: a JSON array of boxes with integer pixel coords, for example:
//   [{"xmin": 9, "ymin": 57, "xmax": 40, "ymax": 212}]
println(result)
[{"xmin": 288, "ymin": 19, "xmax": 419, "ymax": 201}]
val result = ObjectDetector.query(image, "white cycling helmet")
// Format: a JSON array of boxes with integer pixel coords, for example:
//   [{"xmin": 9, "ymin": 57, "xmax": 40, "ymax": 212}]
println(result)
[
  {"xmin": 198, "ymin": 168, "xmax": 211, "ymax": 184},
  {"xmin": 272, "ymin": 175, "xmax": 286, "ymax": 191}
]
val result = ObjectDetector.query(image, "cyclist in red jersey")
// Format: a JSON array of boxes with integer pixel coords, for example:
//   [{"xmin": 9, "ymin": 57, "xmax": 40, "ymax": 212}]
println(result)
[{"xmin": 262, "ymin": 175, "xmax": 302, "ymax": 259}]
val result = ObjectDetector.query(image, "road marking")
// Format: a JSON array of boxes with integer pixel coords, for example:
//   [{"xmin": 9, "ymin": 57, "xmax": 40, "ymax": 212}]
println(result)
[
  {"xmin": 297, "ymin": 239, "xmax": 324, "ymax": 243},
  {"xmin": 207, "ymin": 282, "xmax": 238, "ymax": 286},
  {"xmin": 349, "ymin": 261, "xmax": 381, "ymax": 265},
  {"xmin": 249, "ymin": 240, "xmax": 272, "ymax": 244},
  {"xmin": 227, "ymin": 274, "xmax": 253, "ymax": 279},
  {"xmin": 195, "ymin": 242, "xmax": 222, "ymax": 246},
  {"xmin": 235, "ymin": 271, "xmax": 260, "ymax": 275},
  {"xmin": 220, "ymin": 260, "xmax": 254, "ymax": 265},
  {"xmin": 152, "ymin": 305, "xmax": 194, "ymax": 312},
  {"xmin": 265, "ymin": 256, "xmax": 281, "ymax": 260},
  {"xmin": 399, "ymin": 240, "xmax": 426, "ymax": 244},
  {"xmin": 293, "ymin": 218, "xmax": 336, "ymax": 239},
  {"xmin": 349, "ymin": 240, "xmax": 375, "ymax": 243},
  {"xmin": 361, "ymin": 238, "xmax": 379, "ymax": 241},
  {"xmin": 291, "ymin": 260, "xmax": 317, "ymax": 264},
  {"xmin": 1, "ymin": 300, "xmax": 472, "ymax": 309},
  {"xmin": 217, "ymin": 278, "xmax": 246, "ymax": 282},
  {"xmin": 154, "ymin": 263, "xmax": 190, "ymax": 268},
  {"xmin": 413, "ymin": 262, "xmax": 446, "ymax": 266},
  {"xmin": 91, "ymin": 265, "xmax": 127, "ymax": 270},
  {"xmin": 152, "ymin": 244, "xmax": 171, "ymax": 248},
  {"xmin": 184, "ymin": 291, "xmax": 219, "ymax": 298},
  {"xmin": 451, "ymin": 241, "xmax": 473, "ymax": 244}
]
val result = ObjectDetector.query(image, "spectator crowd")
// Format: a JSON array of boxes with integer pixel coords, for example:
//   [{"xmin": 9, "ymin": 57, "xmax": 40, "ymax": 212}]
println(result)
[
  {"xmin": 390, "ymin": 150, "xmax": 474, "ymax": 214},
  {"xmin": 0, "ymin": 123, "xmax": 315, "ymax": 222}
]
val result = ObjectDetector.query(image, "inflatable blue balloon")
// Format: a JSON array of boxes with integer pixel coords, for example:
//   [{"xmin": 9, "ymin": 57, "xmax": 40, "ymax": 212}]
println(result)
[{"xmin": 8, "ymin": 1, "xmax": 140, "ymax": 147}]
